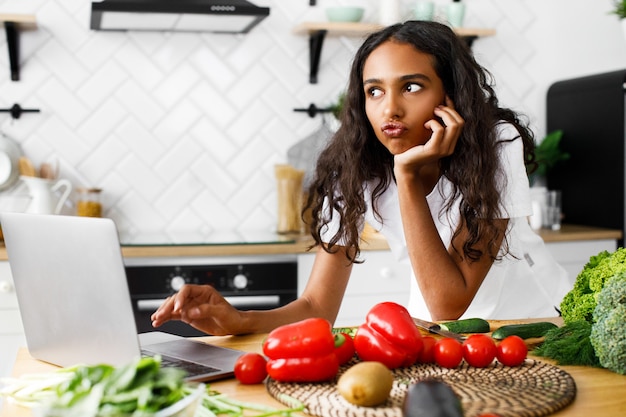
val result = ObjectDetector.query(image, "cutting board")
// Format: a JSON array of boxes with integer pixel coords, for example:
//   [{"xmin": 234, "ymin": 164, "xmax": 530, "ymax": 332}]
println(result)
[{"xmin": 267, "ymin": 358, "xmax": 576, "ymax": 417}]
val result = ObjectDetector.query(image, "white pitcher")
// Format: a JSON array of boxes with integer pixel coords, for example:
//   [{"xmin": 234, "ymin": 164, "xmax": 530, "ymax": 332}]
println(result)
[{"xmin": 21, "ymin": 176, "xmax": 72, "ymax": 215}]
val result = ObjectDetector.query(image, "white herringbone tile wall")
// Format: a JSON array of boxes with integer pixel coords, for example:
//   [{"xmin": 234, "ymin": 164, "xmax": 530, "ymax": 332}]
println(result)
[{"xmin": 0, "ymin": 0, "xmax": 624, "ymax": 238}]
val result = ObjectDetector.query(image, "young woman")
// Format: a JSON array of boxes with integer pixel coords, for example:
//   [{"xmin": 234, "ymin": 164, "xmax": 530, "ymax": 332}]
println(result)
[{"xmin": 151, "ymin": 21, "xmax": 571, "ymax": 336}]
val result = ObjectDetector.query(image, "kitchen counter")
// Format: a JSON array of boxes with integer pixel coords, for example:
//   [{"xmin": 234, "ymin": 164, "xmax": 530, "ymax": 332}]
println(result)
[
  {"xmin": 2, "ymin": 318, "xmax": 625, "ymax": 417},
  {"xmin": 0, "ymin": 224, "xmax": 620, "ymax": 260}
]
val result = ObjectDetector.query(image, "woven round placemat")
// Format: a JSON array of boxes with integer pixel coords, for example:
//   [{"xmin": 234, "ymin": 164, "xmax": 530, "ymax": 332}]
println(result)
[{"xmin": 266, "ymin": 358, "xmax": 577, "ymax": 417}]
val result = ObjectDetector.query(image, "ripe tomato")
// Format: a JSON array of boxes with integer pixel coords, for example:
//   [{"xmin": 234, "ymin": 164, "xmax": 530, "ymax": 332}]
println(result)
[
  {"xmin": 462, "ymin": 334, "xmax": 497, "ymax": 368},
  {"xmin": 433, "ymin": 337, "xmax": 464, "ymax": 368},
  {"xmin": 417, "ymin": 336, "xmax": 436, "ymax": 363},
  {"xmin": 234, "ymin": 352, "xmax": 268, "ymax": 384},
  {"xmin": 496, "ymin": 335, "xmax": 528, "ymax": 367},
  {"xmin": 334, "ymin": 333, "xmax": 355, "ymax": 365}
]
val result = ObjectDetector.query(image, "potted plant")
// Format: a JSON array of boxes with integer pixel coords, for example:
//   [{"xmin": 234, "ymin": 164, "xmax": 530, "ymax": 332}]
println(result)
[
  {"xmin": 611, "ymin": 0, "xmax": 626, "ymax": 40},
  {"xmin": 612, "ymin": 0, "xmax": 626, "ymax": 18},
  {"xmin": 527, "ymin": 129, "xmax": 570, "ymax": 187}
]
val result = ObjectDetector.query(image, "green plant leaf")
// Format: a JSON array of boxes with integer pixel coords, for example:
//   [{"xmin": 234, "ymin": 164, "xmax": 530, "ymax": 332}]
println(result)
[{"xmin": 533, "ymin": 129, "xmax": 570, "ymax": 177}]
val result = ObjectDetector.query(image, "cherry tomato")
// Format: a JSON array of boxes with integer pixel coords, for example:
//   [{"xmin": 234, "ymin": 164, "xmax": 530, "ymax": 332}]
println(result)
[
  {"xmin": 334, "ymin": 333, "xmax": 355, "ymax": 365},
  {"xmin": 462, "ymin": 334, "xmax": 497, "ymax": 368},
  {"xmin": 234, "ymin": 352, "xmax": 268, "ymax": 384},
  {"xmin": 496, "ymin": 335, "xmax": 528, "ymax": 367},
  {"xmin": 417, "ymin": 336, "xmax": 436, "ymax": 363},
  {"xmin": 433, "ymin": 337, "xmax": 464, "ymax": 368}
]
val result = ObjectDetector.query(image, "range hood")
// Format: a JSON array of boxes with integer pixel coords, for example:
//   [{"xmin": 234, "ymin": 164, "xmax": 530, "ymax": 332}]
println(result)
[{"xmin": 90, "ymin": 0, "xmax": 270, "ymax": 34}]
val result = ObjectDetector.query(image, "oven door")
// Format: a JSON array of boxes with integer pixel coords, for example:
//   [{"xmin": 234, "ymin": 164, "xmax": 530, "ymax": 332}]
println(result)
[{"xmin": 125, "ymin": 255, "xmax": 298, "ymax": 337}]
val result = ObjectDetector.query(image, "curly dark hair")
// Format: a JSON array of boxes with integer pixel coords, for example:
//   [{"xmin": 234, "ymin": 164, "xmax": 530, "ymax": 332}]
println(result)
[{"xmin": 304, "ymin": 21, "xmax": 536, "ymax": 264}]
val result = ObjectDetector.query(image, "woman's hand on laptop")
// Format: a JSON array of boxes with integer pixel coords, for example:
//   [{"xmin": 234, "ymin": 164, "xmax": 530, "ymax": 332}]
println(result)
[{"xmin": 150, "ymin": 284, "xmax": 244, "ymax": 336}]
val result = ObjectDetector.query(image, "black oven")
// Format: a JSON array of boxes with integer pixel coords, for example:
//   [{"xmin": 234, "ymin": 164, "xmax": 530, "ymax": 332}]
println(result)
[{"xmin": 124, "ymin": 255, "xmax": 298, "ymax": 337}]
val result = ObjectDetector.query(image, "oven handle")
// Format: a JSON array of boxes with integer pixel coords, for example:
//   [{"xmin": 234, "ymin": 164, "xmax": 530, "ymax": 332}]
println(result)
[{"xmin": 136, "ymin": 295, "xmax": 281, "ymax": 311}]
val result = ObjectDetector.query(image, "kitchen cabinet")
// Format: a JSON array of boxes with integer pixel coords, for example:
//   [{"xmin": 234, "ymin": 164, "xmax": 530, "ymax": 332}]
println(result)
[
  {"xmin": 297, "ymin": 250, "xmax": 410, "ymax": 327},
  {"xmin": 546, "ymin": 239, "xmax": 617, "ymax": 283}
]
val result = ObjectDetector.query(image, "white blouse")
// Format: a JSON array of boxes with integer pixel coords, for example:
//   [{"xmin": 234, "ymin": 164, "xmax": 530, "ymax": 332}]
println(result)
[{"xmin": 323, "ymin": 123, "xmax": 573, "ymax": 320}]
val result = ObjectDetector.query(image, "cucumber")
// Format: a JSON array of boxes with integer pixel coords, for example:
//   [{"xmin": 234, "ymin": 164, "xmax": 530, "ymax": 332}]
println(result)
[
  {"xmin": 439, "ymin": 318, "xmax": 490, "ymax": 333},
  {"xmin": 491, "ymin": 321, "xmax": 558, "ymax": 340}
]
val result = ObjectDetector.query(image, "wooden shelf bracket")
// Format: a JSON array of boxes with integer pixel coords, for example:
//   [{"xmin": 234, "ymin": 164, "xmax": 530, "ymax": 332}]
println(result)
[
  {"xmin": 0, "ymin": 14, "xmax": 37, "ymax": 82},
  {"xmin": 4, "ymin": 21, "xmax": 19, "ymax": 81},
  {"xmin": 308, "ymin": 30, "xmax": 327, "ymax": 84}
]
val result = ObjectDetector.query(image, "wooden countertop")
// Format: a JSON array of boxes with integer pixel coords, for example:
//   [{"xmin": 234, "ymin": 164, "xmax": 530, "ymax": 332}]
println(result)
[
  {"xmin": 2, "ymin": 318, "xmax": 626, "ymax": 417},
  {"xmin": 0, "ymin": 224, "xmax": 621, "ymax": 260}
]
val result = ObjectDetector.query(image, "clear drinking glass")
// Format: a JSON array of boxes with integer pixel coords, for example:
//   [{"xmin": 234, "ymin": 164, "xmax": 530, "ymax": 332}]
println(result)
[{"xmin": 542, "ymin": 190, "xmax": 562, "ymax": 231}]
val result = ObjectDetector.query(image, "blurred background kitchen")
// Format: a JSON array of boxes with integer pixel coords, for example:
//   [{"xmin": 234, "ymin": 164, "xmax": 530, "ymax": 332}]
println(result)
[{"xmin": 0, "ymin": 0, "xmax": 623, "ymax": 238}]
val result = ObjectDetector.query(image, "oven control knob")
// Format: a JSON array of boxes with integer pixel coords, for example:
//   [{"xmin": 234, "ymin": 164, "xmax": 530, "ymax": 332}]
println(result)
[
  {"xmin": 232, "ymin": 273, "xmax": 248, "ymax": 290},
  {"xmin": 170, "ymin": 276, "xmax": 186, "ymax": 292}
]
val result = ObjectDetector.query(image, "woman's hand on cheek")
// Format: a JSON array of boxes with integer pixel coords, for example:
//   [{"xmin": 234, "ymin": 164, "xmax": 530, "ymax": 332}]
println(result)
[
  {"xmin": 394, "ymin": 102, "xmax": 464, "ymax": 171},
  {"xmin": 428, "ymin": 99, "xmax": 463, "ymax": 156}
]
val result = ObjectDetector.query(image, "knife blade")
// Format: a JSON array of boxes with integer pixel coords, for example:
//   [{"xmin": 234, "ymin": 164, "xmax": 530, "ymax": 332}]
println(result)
[{"xmin": 412, "ymin": 317, "xmax": 466, "ymax": 342}]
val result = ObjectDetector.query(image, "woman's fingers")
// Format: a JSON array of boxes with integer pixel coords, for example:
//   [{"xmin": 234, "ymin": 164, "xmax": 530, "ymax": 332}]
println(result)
[
  {"xmin": 151, "ymin": 295, "xmax": 175, "ymax": 322},
  {"xmin": 431, "ymin": 102, "xmax": 463, "ymax": 155},
  {"xmin": 151, "ymin": 284, "xmax": 239, "ymax": 335},
  {"xmin": 151, "ymin": 284, "xmax": 212, "ymax": 325}
]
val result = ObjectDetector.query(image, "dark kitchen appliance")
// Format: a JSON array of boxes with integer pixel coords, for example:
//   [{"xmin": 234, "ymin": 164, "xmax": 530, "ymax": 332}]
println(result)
[
  {"xmin": 125, "ymin": 254, "xmax": 297, "ymax": 337},
  {"xmin": 546, "ymin": 69, "xmax": 626, "ymax": 246}
]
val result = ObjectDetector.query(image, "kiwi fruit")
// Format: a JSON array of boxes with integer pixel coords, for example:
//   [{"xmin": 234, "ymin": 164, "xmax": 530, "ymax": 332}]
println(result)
[{"xmin": 337, "ymin": 361, "xmax": 394, "ymax": 407}]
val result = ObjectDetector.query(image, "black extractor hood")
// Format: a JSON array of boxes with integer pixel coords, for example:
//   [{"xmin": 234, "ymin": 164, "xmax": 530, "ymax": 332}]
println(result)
[{"xmin": 90, "ymin": 0, "xmax": 270, "ymax": 34}]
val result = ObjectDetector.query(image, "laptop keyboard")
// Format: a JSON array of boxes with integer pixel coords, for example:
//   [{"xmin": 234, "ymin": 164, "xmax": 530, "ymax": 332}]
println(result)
[{"xmin": 141, "ymin": 349, "xmax": 220, "ymax": 377}]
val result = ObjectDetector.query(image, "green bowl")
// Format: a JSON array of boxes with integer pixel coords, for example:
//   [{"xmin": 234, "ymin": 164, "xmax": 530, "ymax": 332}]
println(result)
[{"xmin": 325, "ymin": 7, "xmax": 365, "ymax": 22}]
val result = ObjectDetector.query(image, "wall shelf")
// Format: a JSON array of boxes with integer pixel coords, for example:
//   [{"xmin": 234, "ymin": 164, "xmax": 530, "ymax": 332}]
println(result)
[
  {"xmin": 0, "ymin": 13, "xmax": 37, "ymax": 81},
  {"xmin": 293, "ymin": 22, "xmax": 496, "ymax": 84}
]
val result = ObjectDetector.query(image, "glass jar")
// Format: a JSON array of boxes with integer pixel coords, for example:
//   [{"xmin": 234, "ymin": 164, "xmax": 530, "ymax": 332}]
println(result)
[{"xmin": 76, "ymin": 188, "xmax": 102, "ymax": 217}]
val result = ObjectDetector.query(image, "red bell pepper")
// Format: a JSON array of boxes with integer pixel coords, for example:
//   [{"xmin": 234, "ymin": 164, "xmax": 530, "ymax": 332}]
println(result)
[
  {"xmin": 354, "ymin": 301, "xmax": 423, "ymax": 369},
  {"xmin": 334, "ymin": 332, "xmax": 355, "ymax": 365},
  {"xmin": 262, "ymin": 317, "xmax": 340, "ymax": 382}
]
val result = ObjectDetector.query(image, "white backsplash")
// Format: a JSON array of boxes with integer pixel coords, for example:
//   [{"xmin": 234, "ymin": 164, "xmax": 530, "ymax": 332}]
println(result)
[{"xmin": 0, "ymin": 0, "xmax": 624, "ymax": 238}]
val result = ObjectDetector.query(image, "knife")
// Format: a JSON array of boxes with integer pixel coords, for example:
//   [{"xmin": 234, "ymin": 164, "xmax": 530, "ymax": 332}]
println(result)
[{"xmin": 412, "ymin": 317, "xmax": 466, "ymax": 342}]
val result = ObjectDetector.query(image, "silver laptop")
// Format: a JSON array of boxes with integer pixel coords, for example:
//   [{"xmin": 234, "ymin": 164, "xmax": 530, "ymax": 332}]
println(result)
[{"xmin": 0, "ymin": 212, "xmax": 243, "ymax": 382}]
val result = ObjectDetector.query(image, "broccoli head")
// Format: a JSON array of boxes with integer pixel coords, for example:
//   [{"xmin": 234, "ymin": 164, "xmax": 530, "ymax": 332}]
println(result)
[
  {"xmin": 561, "ymin": 247, "xmax": 626, "ymax": 324},
  {"xmin": 589, "ymin": 272, "xmax": 626, "ymax": 375}
]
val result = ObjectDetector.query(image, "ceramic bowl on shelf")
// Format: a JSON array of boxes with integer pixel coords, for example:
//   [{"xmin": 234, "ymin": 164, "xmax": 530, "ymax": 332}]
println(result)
[{"xmin": 325, "ymin": 7, "xmax": 365, "ymax": 23}]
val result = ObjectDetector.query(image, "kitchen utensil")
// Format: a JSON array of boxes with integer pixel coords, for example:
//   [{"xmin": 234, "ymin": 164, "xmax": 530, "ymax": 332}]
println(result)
[
  {"xmin": 287, "ymin": 121, "xmax": 333, "ymax": 189},
  {"xmin": 412, "ymin": 317, "xmax": 466, "ymax": 342},
  {"xmin": 18, "ymin": 156, "xmax": 36, "ymax": 177},
  {"xmin": 0, "ymin": 132, "xmax": 22, "ymax": 190},
  {"xmin": 20, "ymin": 176, "xmax": 72, "ymax": 215},
  {"xmin": 39, "ymin": 162, "xmax": 55, "ymax": 179},
  {"xmin": 275, "ymin": 164, "xmax": 305, "ymax": 234}
]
